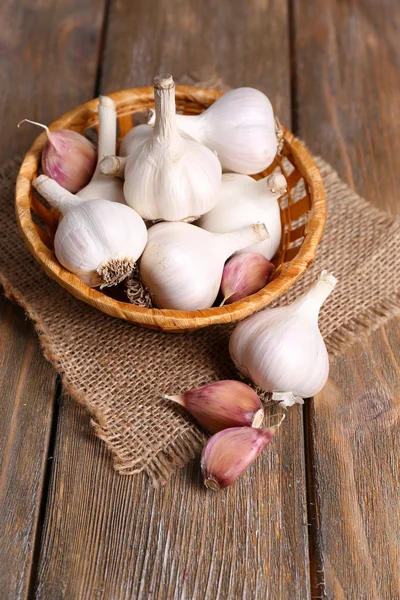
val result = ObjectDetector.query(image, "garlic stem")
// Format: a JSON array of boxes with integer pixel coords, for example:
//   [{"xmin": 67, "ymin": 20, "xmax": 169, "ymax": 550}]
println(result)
[
  {"xmin": 99, "ymin": 155, "xmax": 127, "ymax": 178},
  {"xmin": 293, "ymin": 270, "xmax": 337, "ymax": 318},
  {"xmin": 153, "ymin": 74, "xmax": 177, "ymax": 140},
  {"xmin": 97, "ymin": 95, "xmax": 117, "ymax": 161},
  {"xmin": 265, "ymin": 172, "xmax": 287, "ymax": 195},
  {"xmin": 18, "ymin": 119, "xmax": 52, "ymax": 141},
  {"xmin": 217, "ymin": 223, "xmax": 269, "ymax": 257},
  {"xmin": 33, "ymin": 174, "xmax": 83, "ymax": 215}
]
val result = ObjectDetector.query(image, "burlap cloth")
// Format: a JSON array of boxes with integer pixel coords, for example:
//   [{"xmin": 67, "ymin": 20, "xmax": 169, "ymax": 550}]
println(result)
[{"xmin": 1, "ymin": 156, "xmax": 399, "ymax": 484}]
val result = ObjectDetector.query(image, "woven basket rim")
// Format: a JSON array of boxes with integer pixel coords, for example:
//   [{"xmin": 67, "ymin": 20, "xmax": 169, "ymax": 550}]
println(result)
[{"xmin": 15, "ymin": 85, "xmax": 327, "ymax": 331}]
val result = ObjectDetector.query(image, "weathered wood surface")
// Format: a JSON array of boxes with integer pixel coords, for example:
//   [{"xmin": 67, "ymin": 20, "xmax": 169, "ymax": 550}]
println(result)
[
  {"xmin": 0, "ymin": 1, "xmax": 107, "ymax": 598},
  {"xmin": 33, "ymin": 1, "xmax": 311, "ymax": 599},
  {"xmin": 294, "ymin": 1, "xmax": 400, "ymax": 597},
  {"xmin": 1, "ymin": 0, "xmax": 399, "ymax": 598}
]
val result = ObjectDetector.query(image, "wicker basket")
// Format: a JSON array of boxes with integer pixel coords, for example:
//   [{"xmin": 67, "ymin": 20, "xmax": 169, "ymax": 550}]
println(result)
[{"xmin": 15, "ymin": 86, "xmax": 326, "ymax": 332}]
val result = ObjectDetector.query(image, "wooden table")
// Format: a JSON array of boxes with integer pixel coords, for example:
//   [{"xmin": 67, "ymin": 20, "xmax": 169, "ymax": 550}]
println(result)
[{"xmin": 1, "ymin": 1, "xmax": 399, "ymax": 598}]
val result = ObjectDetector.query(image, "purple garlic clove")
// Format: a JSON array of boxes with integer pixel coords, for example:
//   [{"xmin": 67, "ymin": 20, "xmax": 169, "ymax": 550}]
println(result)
[{"xmin": 221, "ymin": 251, "xmax": 274, "ymax": 304}]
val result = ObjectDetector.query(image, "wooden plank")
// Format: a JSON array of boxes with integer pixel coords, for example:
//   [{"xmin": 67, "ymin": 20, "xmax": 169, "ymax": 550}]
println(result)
[
  {"xmin": 34, "ymin": 1, "xmax": 311, "ymax": 598},
  {"xmin": 293, "ymin": 1, "xmax": 400, "ymax": 597},
  {"xmin": 0, "ymin": 1, "xmax": 107, "ymax": 598}
]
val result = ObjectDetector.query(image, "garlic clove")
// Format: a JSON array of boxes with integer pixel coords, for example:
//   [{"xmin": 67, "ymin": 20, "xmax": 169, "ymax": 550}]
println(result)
[
  {"xmin": 164, "ymin": 380, "xmax": 264, "ymax": 434},
  {"xmin": 201, "ymin": 418, "xmax": 284, "ymax": 490},
  {"xmin": 221, "ymin": 252, "xmax": 274, "ymax": 304},
  {"xmin": 33, "ymin": 175, "xmax": 147, "ymax": 288},
  {"xmin": 140, "ymin": 221, "xmax": 269, "ymax": 310},
  {"xmin": 229, "ymin": 270, "xmax": 338, "ymax": 403},
  {"xmin": 18, "ymin": 119, "xmax": 96, "ymax": 193}
]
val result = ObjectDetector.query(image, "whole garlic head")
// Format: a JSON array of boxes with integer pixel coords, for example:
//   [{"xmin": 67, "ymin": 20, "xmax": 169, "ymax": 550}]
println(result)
[
  {"xmin": 123, "ymin": 74, "xmax": 222, "ymax": 222},
  {"xmin": 198, "ymin": 172, "xmax": 286, "ymax": 260}
]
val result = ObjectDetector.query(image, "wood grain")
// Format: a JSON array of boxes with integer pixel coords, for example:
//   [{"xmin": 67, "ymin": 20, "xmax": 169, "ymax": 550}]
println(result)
[
  {"xmin": 0, "ymin": 0, "xmax": 107, "ymax": 597},
  {"xmin": 34, "ymin": 1, "xmax": 311, "ymax": 598},
  {"xmin": 294, "ymin": 1, "xmax": 400, "ymax": 597}
]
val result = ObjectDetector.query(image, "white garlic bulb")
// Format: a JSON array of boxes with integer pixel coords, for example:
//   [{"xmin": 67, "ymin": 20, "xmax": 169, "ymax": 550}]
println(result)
[
  {"xmin": 148, "ymin": 87, "xmax": 277, "ymax": 174},
  {"xmin": 198, "ymin": 172, "xmax": 286, "ymax": 260},
  {"xmin": 140, "ymin": 221, "xmax": 269, "ymax": 310},
  {"xmin": 33, "ymin": 175, "xmax": 147, "ymax": 287},
  {"xmin": 229, "ymin": 271, "xmax": 337, "ymax": 407},
  {"xmin": 119, "ymin": 124, "xmax": 153, "ymax": 157},
  {"xmin": 77, "ymin": 96, "xmax": 125, "ymax": 204},
  {"xmin": 123, "ymin": 74, "xmax": 222, "ymax": 222}
]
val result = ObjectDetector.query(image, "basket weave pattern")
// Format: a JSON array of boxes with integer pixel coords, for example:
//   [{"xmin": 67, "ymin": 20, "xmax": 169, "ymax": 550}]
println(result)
[{"xmin": 15, "ymin": 87, "xmax": 326, "ymax": 332}]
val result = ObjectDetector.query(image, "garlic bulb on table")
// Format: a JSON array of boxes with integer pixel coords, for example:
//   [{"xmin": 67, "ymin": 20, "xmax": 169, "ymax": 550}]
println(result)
[
  {"xmin": 18, "ymin": 119, "xmax": 96, "ymax": 193},
  {"xmin": 198, "ymin": 172, "xmax": 286, "ymax": 260},
  {"xmin": 77, "ymin": 96, "xmax": 125, "ymax": 204},
  {"xmin": 148, "ymin": 87, "xmax": 278, "ymax": 174},
  {"xmin": 140, "ymin": 221, "xmax": 269, "ymax": 310},
  {"xmin": 229, "ymin": 271, "xmax": 338, "ymax": 407},
  {"xmin": 33, "ymin": 175, "xmax": 147, "ymax": 287},
  {"xmin": 123, "ymin": 74, "xmax": 222, "ymax": 222}
]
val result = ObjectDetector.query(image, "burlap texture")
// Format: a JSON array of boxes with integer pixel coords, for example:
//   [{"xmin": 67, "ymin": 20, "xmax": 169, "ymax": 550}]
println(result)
[{"xmin": 1, "ymin": 157, "xmax": 399, "ymax": 484}]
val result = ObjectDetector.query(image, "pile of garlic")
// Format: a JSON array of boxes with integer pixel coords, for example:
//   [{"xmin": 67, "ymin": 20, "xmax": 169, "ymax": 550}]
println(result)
[{"xmin": 30, "ymin": 73, "xmax": 284, "ymax": 308}]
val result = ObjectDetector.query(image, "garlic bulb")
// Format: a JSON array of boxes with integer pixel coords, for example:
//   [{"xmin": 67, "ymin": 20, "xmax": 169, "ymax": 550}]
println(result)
[
  {"xmin": 148, "ymin": 87, "xmax": 277, "ymax": 174},
  {"xmin": 201, "ymin": 420, "xmax": 283, "ymax": 490},
  {"xmin": 198, "ymin": 171, "xmax": 286, "ymax": 260},
  {"xmin": 140, "ymin": 221, "xmax": 269, "ymax": 310},
  {"xmin": 119, "ymin": 124, "xmax": 153, "ymax": 157},
  {"xmin": 33, "ymin": 175, "xmax": 147, "ymax": 287},
  {"xmin": 164, "ymin": 380, "xmax": 264, "ymax": 434},
  {"xmin": 221, "ymin": 252, "xmax": 274, "ymax": 304},
  {"xmin": 229, "ymin": 271, "xmax": 337, "ymax": 407},
  {"xmin": 77, "ymin": 96, "xmax": 125, "ymax": 204},
  {"xmin": 123, "ymin": 74, "xmax": 222, "ymax": 221},
  {"xmin": 18, "ymin": 119, "xmax": 96, "ymax": 193}
]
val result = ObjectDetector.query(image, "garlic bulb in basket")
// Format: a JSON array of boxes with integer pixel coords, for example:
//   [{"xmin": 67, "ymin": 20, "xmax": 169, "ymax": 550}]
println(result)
[
  {"xmin": 33, "ymin": 175, "xmax": 147, "ymax": 287},
  {"xmin": 148, "ymin": 87, "xmax": 278, "ymax": 174},
  {"xmin": 140, "ymin": 221, "xmax": 269, "ymax": 310},
  {"xmin": 123, "ymin": 74, "xmax": 222, "ymax": 222},
  {"xmin": 198, "ymin": 172, "xmax": 286, "ymax": 260},
  {"xmin": 77, "ymin": 96, "xmax": 125, "ymax": 204},
  {"xmin": 229, "ymin": 271, "xmax": 337, "ymax": 407},
  {"xmin": 119, "ymin": 124, "xmax": 153, "ymax": 157}
]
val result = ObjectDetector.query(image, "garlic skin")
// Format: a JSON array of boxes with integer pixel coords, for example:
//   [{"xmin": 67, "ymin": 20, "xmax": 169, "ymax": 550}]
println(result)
[
  {"xmin": 198, "ymin": 172, "xmax": 285, "ymax": 260},
  {"xmin": 164, "ymin": 380, "xmax": 264, "ymax": 434},
  {"xmin": 140, "ymin": 221, "xmax": 269, "ymax": 311},
  {"xmin": 33, "ymin": 175, "xmax": 147, "ymax": 287},
  {"xmin": 229, "ymin": 271, "xmax": 338, "ymax": 406},
  {"xmin": 201, "ymin": 425, "xmax": 279, "ymax": 490},
  {"xmin": 18, "ymin": 119, "xmax": 96, "ymax": 193},
  {"xmin": 124, "ymin": 74, "xmax": 222, "ymax": 222},
  {"xmin": 100, "ymin": 155, "xmax": 128, "ymax": 179},
  {"xmin": 148, "ymin": 87, "xmax": 277, "ymax": 174},
  {"xmin": 119, "ymin": 124, "xmax": 152, "ymax": 157},
  {"xmin": 77, "ymin": 96, "xmax": 125, "ymax": 204},
  {"xmin": 221, "ymin": 252, "xmax": 274, "ymax": 304}
]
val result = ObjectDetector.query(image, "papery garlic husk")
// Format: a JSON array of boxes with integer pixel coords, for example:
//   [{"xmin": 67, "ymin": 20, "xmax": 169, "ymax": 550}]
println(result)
[
  {"xmin": 201, "ymin": 421, "xmax": 282, "ymax": 490},
  {"xmin": 198, "ymin": 171, "xmax": 286, "ymax": 260},
  {"xmin": 164, "ymin": 380, "xmax": 264, "ymax": 434},
  {"xmin": 18, "ymin": 119, "xmax": 96, "ymax": 193},
  {"xmin": 221, "ymin": 252, "xmax": 274, "ymax": 304},
  {"xmin": 140, "ymin": 221, "xmax": 269, "ymax": 310},
  {"xmin": 123, "ymin": 74, "xmax": 222, "ymax": 221},
  {"xmin": 33, "ymin": 175, "xmax": 147, "ymax": 287},
  {"xmin": 148, "ymin": 87, "xmax": 277, "ymax": 174},
  {"xmin": 119, "ymin": 124, "xmax": 153, "ymax": 157},
  {"xmin": 229, "ymin": 271, "xmax": 338, "ymax": 406},
  {"xmin": 77, "ymin": 96, "xmax": 125, "ymax": 204}
]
